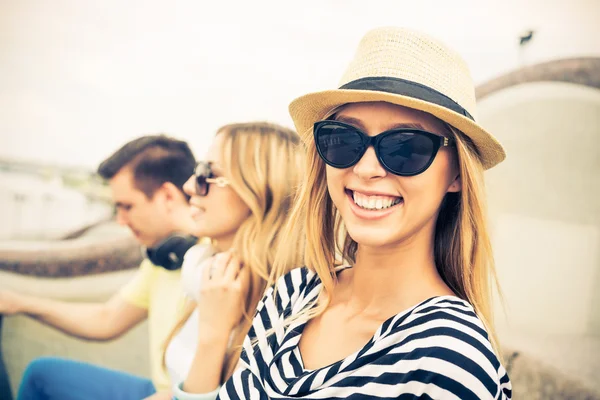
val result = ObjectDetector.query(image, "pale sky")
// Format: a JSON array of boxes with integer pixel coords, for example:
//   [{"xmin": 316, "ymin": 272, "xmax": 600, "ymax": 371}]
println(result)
[{"xmin": 1, "ymin": 0, "xmax": 598, "ymax": 168}]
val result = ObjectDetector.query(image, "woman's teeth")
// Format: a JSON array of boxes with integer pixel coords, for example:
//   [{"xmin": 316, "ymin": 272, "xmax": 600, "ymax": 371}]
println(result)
[{"xmin": 352, "ymin": 191, "xmax": 402, "ymax": 210}]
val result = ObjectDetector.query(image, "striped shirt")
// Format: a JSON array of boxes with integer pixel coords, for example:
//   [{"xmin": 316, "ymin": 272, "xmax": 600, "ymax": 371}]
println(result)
[{"xmin": 218, "ymin": 267, "xmax": 512, "ymax": 400}]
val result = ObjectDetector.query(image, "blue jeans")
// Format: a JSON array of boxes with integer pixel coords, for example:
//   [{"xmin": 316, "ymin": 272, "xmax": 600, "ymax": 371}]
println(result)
[{"xmin": 17, "ymin": 357, "xmax": 156, "ymax": 400}]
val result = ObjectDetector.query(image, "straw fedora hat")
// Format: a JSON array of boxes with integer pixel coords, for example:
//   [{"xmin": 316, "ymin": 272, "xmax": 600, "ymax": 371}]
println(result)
[{"xmin": 289, "ymin": 27, "xmax": 505, "ymax": 169}]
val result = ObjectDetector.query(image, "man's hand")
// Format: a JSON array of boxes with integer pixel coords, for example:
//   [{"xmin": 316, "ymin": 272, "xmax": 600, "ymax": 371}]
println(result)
[
  {"xmin": 0, "ymin": 288, "xmax": 147, "ymax": 340},
  {"xmin": 0, "ymin": 289, "xmax": 26, "ymax": 315}
]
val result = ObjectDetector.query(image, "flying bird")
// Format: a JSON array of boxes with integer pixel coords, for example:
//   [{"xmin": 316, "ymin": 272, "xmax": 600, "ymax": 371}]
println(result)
[{"xmin": 519, "ymin": 30, "xmax": 535, "ymax": 46}]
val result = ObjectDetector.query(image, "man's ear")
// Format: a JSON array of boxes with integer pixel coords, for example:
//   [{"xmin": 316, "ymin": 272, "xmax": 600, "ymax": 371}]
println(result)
[
  {"xmin": 447, "ymin": 174, "xmax": 462, "ymax": 193},
  {"xmin": 160, "ymin": 182, "xmax": 185, "ymax": 205}
]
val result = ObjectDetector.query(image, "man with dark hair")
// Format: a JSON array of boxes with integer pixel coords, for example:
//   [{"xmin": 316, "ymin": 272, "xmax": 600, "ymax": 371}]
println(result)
[
  {"xmin": 0, "ymin": 135, "xmax": 197, "ymax": 399},
  {"xmin": 97, "ymin": 135, "xmax": 196, "ymax": 249}
]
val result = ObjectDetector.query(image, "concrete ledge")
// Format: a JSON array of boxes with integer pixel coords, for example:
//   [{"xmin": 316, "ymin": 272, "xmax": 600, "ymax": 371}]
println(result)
[
  {"xmin": 0, "ymin": 222, "xmax": 142, "ymax": 278},
  {"xmin": 476, "ymin": 57, "xmax": 600, "ymax": 100},
  {"xmin": 507, "ymin": 349, "xmax": 600, "ymax": 399}
]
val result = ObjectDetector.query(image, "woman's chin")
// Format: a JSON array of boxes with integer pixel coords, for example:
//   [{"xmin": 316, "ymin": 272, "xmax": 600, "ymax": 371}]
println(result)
[
  {"xmin": 346, "ymin": 227, "xmax": 404, "ymax": 250},
  {"xmin": 191, "ymin": 224, "xmax": 211, "ymax": 238}
]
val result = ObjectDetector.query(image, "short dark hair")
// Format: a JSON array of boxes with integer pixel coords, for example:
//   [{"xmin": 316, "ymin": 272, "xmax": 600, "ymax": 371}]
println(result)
[{"xmin": 97, "ymin": 135, "xmax": 195, "ymax": 198}]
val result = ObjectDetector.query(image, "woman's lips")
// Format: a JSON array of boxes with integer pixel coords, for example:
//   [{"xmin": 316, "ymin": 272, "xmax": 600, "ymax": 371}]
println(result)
[{"xmin": 345, "ymin": 189, "xmax": 404, "ymax": 220}]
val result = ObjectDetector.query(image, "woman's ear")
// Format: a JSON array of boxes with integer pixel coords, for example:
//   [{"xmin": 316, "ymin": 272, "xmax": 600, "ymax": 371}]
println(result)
[{"xmin": 447, "ymin": 174, "xmax": 462, "ymax": 193}]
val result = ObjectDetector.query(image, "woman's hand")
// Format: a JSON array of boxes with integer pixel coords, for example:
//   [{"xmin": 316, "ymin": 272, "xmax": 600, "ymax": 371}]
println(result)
[{"xmin": 195, "ymin": 251, "xmax": 249, "ymax": 341}]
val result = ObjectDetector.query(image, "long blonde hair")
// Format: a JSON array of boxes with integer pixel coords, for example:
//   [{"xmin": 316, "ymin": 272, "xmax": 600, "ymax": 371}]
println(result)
[
  {"xmin": 271, "ymin": 116, "xmax": 502, "ymax": 354},
  {"xmin": 164, "ymin": 122, "xmax": 305, "ymax": 382}
]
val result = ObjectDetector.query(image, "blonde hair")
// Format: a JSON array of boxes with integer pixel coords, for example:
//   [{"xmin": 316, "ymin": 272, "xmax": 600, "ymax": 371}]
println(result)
[
  {"xmin": 163, "ymin": 122, "xmax": 305, "ymax": 383},
  {"xmin": 271, "ymin": 116, "xmax": 502, "ymax": 354}
]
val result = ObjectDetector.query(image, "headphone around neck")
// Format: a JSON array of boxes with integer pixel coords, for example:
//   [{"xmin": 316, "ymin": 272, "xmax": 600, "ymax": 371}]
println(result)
[{"xmin": 145, "ymin": 233, "xmax": 198, "ymax": 271}]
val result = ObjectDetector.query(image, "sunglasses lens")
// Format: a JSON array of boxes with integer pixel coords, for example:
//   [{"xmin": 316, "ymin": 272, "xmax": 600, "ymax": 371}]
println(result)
[
  {"xmin": 195, "ymin": 175, "xmax": 208, "ymax": 196},
  {"xmin": 194, "ymin": 162, "xmax": 211, "ymax": 196},
  {"xmin": 378, "ymin": 131, "xmax": 436, "ymax": 175},
  {"xmin": 315, "ymin": 123, "xmax": 364, "ymax": 167}
]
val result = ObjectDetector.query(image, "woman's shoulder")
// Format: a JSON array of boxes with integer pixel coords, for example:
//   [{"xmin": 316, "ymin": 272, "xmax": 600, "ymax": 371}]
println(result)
[
  {"xmin": 274, "ymin": 266, "xmax": 319, "ymax": 294},
  {"xmin": 270, "ymin": 264, "xmax": 349, "ymax": 299},
  {"xmin": 382, "ymin": 296, "xmax": 511, "ymax": 399},
  {"xmin": 263, "ymin": 267, "xmax": 319, "ymax": 313},
  {"xmin": 393, "ymin": 296, "xmax": 497, "ymax": 360},
  {"xmin": 399, "ymin": 296, "xmax": 492, "ymax": 343}
]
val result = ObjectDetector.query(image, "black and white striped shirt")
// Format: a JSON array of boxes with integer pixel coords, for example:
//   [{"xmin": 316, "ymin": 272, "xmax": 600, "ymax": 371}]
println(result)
[{"xmin": 218, "ymin": 267, "xmax": 512, "ymax": 399}]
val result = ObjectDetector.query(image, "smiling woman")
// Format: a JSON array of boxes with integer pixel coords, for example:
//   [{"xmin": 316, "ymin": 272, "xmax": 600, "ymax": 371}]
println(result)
[
  {"xmin": 161, "ymin": 122, "xmax": 305, "ymax": 400},
  {"xmin": 322, "ymin": 102, "xmax": 460, "ymax": 242},
  {"xmin": 206, "ymin": 26, "xmax": 512, "ymax": 400}
]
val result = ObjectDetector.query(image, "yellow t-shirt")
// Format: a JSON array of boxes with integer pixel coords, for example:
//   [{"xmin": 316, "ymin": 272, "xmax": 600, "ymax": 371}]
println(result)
[{"xmin": 119, "ymin": 259, "xmax": 185, "ymax": 390}]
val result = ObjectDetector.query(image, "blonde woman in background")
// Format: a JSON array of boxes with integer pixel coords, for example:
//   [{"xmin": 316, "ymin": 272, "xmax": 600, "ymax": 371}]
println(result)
[
  {"xmin": 182, "ymin": 27, "xmax": 512, "ymax": 399},
  {"xmin": 149, "ymin": 122, "xmax": 304, "ymax": 400}
]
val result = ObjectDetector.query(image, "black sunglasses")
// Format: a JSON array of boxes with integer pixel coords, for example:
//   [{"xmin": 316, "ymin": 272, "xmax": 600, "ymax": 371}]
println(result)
[
  {"xmin": 194, "ymin": 161, "xmax": 230, "ymax": 196},
  {"xmin": 313, "ymin": 120, "xmax": 455, "ymax": 176}
]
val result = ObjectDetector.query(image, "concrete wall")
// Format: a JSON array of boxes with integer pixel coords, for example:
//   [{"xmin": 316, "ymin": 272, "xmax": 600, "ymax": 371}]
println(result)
[
  {"xmin": 479, "ymin": 81, "xmax": 600, "ymax": 392},
  {"xmin": 479, "ymin": 81, "xmax": 600, "ymax": 337}
]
